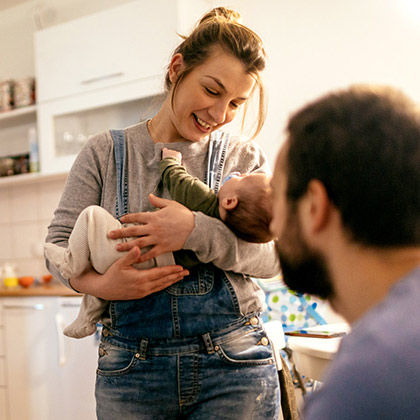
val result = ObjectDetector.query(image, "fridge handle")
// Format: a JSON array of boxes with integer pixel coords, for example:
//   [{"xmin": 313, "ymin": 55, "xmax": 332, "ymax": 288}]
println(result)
[{"xmin": 55, "ymin": 313, "xmax": 67, "ymax": 367}]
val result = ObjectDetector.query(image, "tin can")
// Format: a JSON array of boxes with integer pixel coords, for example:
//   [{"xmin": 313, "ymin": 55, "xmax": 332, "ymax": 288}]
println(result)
[
  {"xmin": 0, "ymin": 80, "xmax": 14, "ymax": 112},
  {"xmin": 14, "ymin": 77, "xmax": 36, "ymax": 108}
]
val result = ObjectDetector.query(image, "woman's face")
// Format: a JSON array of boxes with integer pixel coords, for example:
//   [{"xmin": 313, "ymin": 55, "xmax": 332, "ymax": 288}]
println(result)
[{"xmin": 166, "ymin": 48, "xmax": 256, "ymax": 142}]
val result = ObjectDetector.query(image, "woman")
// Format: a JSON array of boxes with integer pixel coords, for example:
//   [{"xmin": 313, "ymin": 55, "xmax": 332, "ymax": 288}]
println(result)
[{"xmin": 46, "ymin": 7, "xmax": 280, "ymax": 420}]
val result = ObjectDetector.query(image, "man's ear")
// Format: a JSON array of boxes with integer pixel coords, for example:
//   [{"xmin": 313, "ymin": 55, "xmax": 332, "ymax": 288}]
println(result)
[
  {"xmin": 221, "ymin": 196, "xmax": 238, "ymax": 211},
  {"xmin": 304, "ymin": 179, "xmax": 331, "ymax": 233},
  {"xmin": 168, "ymin": 53, "xmax": 185, "ymax": 84}
]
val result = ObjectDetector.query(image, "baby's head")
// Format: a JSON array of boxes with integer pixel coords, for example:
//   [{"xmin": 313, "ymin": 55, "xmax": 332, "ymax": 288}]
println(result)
[{"xmin": 218, "ymin": 172, "xmax": 273, "ymax": 243}]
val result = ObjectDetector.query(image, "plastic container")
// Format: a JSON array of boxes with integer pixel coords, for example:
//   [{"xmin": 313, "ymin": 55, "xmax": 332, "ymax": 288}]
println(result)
[{"xmin": 28, "ymin": 127, "xmax": 40, "ymax": 173}]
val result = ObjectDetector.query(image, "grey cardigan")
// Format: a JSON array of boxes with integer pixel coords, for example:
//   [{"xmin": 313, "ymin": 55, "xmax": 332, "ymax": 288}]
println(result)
[{"xmin": 45, "ymin": 121, "xmax": 280, "ymax": 316}]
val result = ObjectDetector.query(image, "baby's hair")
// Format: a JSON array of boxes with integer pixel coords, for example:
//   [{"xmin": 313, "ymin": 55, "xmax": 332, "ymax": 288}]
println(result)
[
  {"xmin": 165, "ymin": 7, "xmax": 267, "ymax": 139},
  {"xmin": 224, "ymin": 182, "xmax": 273, "ymax": 243}
]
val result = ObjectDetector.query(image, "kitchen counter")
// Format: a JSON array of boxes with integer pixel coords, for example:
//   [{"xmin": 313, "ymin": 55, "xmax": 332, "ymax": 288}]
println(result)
[{"xmin": 0, "ymin": 282, "xmax": 79, "ymax": 297}]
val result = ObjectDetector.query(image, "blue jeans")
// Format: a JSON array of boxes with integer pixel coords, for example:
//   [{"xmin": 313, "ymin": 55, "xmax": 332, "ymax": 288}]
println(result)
[{"xmin": 95, "ymin": 265, "xmax": 280, "ymax": 419}]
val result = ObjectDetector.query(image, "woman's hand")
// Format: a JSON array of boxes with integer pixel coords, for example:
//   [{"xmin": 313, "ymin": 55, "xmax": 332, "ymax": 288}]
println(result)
[
  {"xmin": 69, "ymin": 246, "xmax": 189, "ymax": 300},
  {"xmin": 108, "ymin": 194, "xmax": 195, "ymax": 263}
]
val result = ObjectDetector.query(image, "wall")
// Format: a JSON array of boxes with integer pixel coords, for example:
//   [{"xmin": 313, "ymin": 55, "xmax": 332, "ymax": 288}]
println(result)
[
  {"xmin": 1, "ymin": 0, "xmax": 420, "ymax": 277},
  {"xmin": 205, "ymin": 0, "xmax": 420, "ymax": 167},
  {"xmin": 0, "ymin": 177, "xmax": 66, "ymax": 277}
]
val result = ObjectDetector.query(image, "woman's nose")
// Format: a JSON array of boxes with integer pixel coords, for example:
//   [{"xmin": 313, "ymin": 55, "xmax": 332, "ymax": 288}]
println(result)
[{"xmin": 208, "ymin": 101, "xmax": 229, "ymax": 124}]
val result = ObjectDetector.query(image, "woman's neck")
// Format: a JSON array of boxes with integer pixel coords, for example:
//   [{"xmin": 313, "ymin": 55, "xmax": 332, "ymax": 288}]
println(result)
[{"xmin": 147, "ymin": 102, "xmax": 184, "ymax": 144}]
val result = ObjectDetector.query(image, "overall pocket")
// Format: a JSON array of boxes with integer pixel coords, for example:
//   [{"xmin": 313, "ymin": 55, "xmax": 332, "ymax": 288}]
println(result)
[
  {"xmin": 166, "ymin": 264, "xmax": 214, "ymax": 296},
  {"xmin": 97, "ymin": 341, "xmax": 139, "ymax": 377},
  {"xmin": 215, "ymin": 327, "xmax": 275, "ymax": 367}
]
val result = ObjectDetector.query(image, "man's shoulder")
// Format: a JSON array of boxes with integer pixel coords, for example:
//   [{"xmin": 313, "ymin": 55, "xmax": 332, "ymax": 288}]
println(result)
[{"xmin": 304, "ymin": 286, "xmax": 420, "ymax": 420}]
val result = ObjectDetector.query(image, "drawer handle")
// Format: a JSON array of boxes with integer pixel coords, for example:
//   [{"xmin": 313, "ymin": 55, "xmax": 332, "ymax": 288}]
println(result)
[
  {"xmin": 3, "ymin": 304, "xmax": 45, "ymax": 310},
  {"xmin": 80, "ymin": 72, "xmax": 124, "ymax": 85},
  {"xmin": 60, "ymin": 303, "xmax": 81, "ymax": 308}
]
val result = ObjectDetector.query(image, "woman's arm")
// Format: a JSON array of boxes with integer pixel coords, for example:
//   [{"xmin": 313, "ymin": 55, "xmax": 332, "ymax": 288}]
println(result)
[
  {"xmin": 69, "ymin": 247, "xmax": 188, "ymax": 300},
  {"xmin": 45, "ymin": 133, "xmax": 188, "ymax": 297}
]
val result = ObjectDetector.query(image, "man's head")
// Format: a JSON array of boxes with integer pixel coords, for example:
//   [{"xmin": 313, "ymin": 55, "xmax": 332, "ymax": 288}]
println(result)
[
  {"xmin": 219, "ymin": 172, "xmax": 273, "ymax": 243},
  {"xmin": 271, "ymin": 85, "xmax": 420, "ymax": 304}
]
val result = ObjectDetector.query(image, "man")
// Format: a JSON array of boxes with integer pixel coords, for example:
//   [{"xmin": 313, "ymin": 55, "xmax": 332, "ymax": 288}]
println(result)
[{"xmin": 270, "ymin": 85, "xmax": 420, "ymax": 420}]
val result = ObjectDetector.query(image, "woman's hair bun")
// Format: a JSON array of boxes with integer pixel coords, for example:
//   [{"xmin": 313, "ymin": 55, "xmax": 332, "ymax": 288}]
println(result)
[{"xmin": 198, "ymin": 7, "xmax": 242, "ymax": 26}]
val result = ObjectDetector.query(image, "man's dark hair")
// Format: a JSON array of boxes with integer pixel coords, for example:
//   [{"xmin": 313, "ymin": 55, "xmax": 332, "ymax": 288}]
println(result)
[{"xmin": 286, "ymin": 85, "xmax": 420, "ymax": 247}]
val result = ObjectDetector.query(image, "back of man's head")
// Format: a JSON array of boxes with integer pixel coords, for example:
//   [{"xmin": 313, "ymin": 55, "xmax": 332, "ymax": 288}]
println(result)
[{"xmin": 285, "ymin": 85, "xmax": 420, "ymax": 247}]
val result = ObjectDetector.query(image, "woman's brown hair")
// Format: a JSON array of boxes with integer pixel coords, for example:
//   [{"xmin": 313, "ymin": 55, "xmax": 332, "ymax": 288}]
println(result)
[{"xmin": 165, "ymin": 7, "xmax": 267, "ymax": 139}]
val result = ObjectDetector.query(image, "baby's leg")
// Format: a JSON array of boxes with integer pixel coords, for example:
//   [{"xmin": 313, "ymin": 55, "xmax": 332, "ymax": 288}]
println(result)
[
  {"xmin": 83, "ymin": 206, "xmax": 175, "ymax": 270},
  {"xmin": 63, "ymin": 294, "xmax": 107, "ymax": 339},
  {"xmin": 44, "ymin": 205, "xmax": 122, "ymax": 278}
]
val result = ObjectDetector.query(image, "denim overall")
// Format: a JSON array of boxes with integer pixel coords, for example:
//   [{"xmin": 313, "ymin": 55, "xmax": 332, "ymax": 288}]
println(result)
[{"xmin": 95, "ymin": 130, "xmax": 280, "ymax": 420}]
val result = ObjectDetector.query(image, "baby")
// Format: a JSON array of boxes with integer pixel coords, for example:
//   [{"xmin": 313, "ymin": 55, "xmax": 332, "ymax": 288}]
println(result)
[
  {"xmin": 160, "ymin": 147, "xmax": 273, "ymax": 243},
  {"xmin": 44, "ymin": 147, "xmax": 272, "ymax": 339}
]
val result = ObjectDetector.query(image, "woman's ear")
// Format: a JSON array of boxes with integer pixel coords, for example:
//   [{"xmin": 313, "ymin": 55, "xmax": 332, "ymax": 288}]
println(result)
[
  {"xmin": 168, "ymin": 53, "xmax": 185, "ymax": 84},
  {"xmin": 221, "ymin": 196, "xmax": 238, "ymax": 211}
]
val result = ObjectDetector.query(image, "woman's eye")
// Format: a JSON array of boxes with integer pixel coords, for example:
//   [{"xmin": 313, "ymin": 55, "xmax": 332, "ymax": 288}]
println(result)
[
  {"xmin": 230, "ymin": 102, "xmax": 240, "ymax": 109},
  {"xmin": 205, "ymin": 87, "xmax": 218, "ymax": 95}
]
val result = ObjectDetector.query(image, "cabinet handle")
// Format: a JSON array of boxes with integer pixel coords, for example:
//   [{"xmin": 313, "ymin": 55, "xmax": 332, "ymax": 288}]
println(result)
[
  {"xmin": 56, "ymin": 313, "xmax": 67, "ymax": 367},
  {"xmin": 3, "ymin": 304, "xmax": 45, "ymax": 310},
  {"xmin": 80, "ymin": 72, "xmax": 124, "ymax": 85}
]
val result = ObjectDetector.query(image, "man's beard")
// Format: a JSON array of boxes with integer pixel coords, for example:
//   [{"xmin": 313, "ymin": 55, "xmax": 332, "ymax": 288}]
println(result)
[{"xmin": 275, "ymin": 206, "xmax": 334, "ymax": 300}]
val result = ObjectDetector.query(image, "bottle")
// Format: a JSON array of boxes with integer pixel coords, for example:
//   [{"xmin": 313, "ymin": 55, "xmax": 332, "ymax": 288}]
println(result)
[
  {"xmin": 3, "ymin": 262, "xmax": 18, "ymax": 288},
  {"xmin": 28, "ymin": 127, "xmax": 40, "ymax": 173}
]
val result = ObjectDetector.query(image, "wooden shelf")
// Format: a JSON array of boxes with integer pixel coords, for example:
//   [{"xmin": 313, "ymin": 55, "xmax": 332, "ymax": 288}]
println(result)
[
  {"xmin": 0, "ymin": 170, "xmax": 68, "ymax": 187},
  {"xmin": 0, "ymin": 105, "xmax": 36, "ymax": 121},
  {"xmin": 0, "ymin": 282, "xmax": 79, "ymax": 297}
]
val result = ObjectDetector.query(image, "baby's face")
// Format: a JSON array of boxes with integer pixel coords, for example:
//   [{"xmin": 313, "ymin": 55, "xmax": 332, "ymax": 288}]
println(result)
[{"xmin": 219, "ymin": 173, "xmax": 271, "ymax": 200}]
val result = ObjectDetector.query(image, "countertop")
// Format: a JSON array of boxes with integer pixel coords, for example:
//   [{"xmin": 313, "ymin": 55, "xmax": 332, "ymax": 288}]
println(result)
[{"xmin": 0, "ymin": 282, "xmax": 79, "ymax": 297}]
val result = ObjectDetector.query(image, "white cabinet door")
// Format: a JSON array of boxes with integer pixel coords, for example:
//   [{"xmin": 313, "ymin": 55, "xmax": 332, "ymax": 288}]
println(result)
[
  {"xmin": 2, "ymin": 296, "xmax": 98, "ymax": 420},
  {"xmin": 35, "ymin": 0, "xmax": 178, "ymax": 103},
  {"xmin": 37, "ymin": 77, "xmax": 165, "ymax": 174},
  {"xmin": 3, "ymin": 298, "xmax": 56, "ymax": 420}
]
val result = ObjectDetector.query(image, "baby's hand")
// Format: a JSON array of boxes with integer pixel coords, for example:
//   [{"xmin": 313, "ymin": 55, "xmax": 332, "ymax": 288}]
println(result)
[{"xmin": 162, "ymin": 147, "xmax": 182, "ymax": 164}]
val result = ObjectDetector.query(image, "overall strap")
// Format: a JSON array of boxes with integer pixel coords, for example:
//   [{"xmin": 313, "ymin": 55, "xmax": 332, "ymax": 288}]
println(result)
[
  {"xmin": 110, "ymin": 129, "xmax": 129, "ymax": 219},
  {"xmin": 205, "ymin": 131, "xmax": 230, "ymax": 193}
]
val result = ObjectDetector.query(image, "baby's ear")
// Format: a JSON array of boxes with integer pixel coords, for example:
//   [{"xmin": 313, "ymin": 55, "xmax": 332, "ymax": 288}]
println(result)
[{"xmin": 221, "ymin": 196, "xmax": 238, "ymax": 210}]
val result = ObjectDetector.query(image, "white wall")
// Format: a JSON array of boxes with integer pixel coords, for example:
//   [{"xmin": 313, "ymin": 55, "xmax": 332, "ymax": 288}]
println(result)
[{"xmin": 205, "ymin": 0, "xmax": 420, "ymax": 166}]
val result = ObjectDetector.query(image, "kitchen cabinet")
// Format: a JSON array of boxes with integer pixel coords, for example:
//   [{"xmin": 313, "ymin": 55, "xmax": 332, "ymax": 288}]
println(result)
[
  {"xmin": 0, "ymin": 105, "xmax": 37, "ymax": 163},
  {"xmin": 0, "ymin": 296, "xmax": 98, "ymax": 420},
  {"xmin": 34, "ymin": 0, "xmax": 178, "ymax": 103},
  {"xmin": 34, "ymin": 0, "xmax": 178, "ymax": 175},
  {"xmin": 36, "ymin": 81, "xmax": 165, "ymax": 174}
]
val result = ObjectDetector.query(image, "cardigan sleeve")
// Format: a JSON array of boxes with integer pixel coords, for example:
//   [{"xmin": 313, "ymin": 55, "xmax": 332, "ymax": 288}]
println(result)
[{"xmin": 160, "ymin": 157, "xmax": 220, "ymax": 218}]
